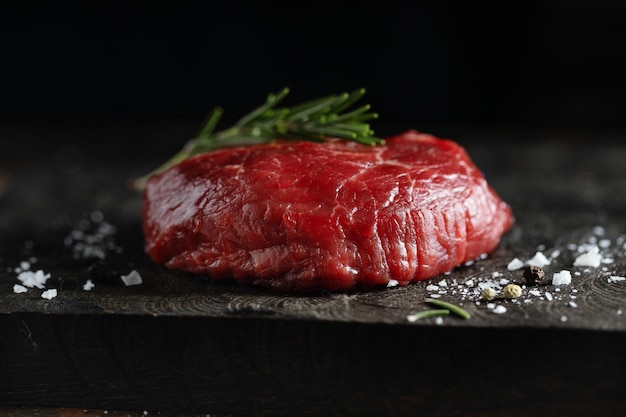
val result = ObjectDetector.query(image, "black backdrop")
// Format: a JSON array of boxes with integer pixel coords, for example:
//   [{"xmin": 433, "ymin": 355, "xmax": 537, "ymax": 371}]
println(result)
[{"xmin": 2, "ymin": 2, "xmax": 626, "ymax": 139}]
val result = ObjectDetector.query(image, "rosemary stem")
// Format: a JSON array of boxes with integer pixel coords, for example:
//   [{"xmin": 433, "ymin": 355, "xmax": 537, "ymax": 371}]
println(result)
[
  {"xmin": 407, "ymin": 309, "xmax": 450, "ymax": 322},
  {"xmin": 425, "ymin": 299, "xmax": 471, "ymax": 319}
]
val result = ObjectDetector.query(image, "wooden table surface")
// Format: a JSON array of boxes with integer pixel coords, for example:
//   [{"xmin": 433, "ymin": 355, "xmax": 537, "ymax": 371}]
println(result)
[{"xmin": 1, "ymin": 122, "xmax": 626, "ymax": 416}]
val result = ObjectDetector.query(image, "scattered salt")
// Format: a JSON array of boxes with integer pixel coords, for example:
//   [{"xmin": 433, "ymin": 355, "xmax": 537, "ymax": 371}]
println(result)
[
  {"xmin": 552, "ymin": 270, "xmax": 572, "ymax": 286},
  {"xmin": 83, "ymin": 279, "xmax": 95, "ymax": 291},
  {"xmin": 568, "ymin": 301, "xmax": 578, "ymax": 308},
  {"xmin": 573, "ymin": 245, "xmax": 602, "ymax": 268},
  {"xmin": 13, "ymin": 284, "xmax": 28, "ymax": 294},
  {"xmin": 426, "ymin": 284, "xmax": 439, "ymax": 292},
  {"xmin": 17, "ymin": 270, "xmax": 51, "ymax": 289},
  {"xmin": 608, "ymin": 276, "xmax": 626, "ymax": 283},
  {"xmin": 545, "ymin": 292, "xmax": 553, "ymax": 301},
  {"xmin": 593, "ymin": 226, "xmax": 605, "ymax": 236},
  {"xmin": 121, "ymin": 270, "xmax": 143, "ymax": 286},
  {"xmin": 507, "ymin": 258, "xmax": 524, "ymax": 271},
  {"xmin": 526, "ymin": 251, "xmax": 551, "ymax": 267},
  {"xmin": 492, "ymin": 305, "xmax": 507, "ymax": 314},
  {"xmin": 387, "ymin": 279, "xmax": 399, "ymax": 287},
  {"xmin": 41, "ymin": 289, "xmax": 58, "ymax": 300}
]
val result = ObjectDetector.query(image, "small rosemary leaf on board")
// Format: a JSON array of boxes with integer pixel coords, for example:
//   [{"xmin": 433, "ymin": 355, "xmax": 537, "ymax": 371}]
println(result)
[
  {"xmin": 425, "ymin": 298, "xmax": 471, "ymax": 319},
  {"xmin": 407, "ymin": 309, "xmax": 450, "ymax": 322}
]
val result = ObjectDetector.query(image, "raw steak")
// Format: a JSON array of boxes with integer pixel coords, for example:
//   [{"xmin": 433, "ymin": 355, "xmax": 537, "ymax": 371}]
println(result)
[{"xmin": 142, "ymin": 130, "xmax": 514, "ymax": 292}]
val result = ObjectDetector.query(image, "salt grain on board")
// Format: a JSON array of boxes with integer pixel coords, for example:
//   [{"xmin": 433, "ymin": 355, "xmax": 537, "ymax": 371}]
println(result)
[
  {"xmin": 552, "ymin": 270, "xmax": 572, "ymax": 286},
  {"xmin": 526, "ymin": 251, "xmax": 551, "ymax": 268},
  {"xmin": 41, "ymin": 289, "xmax": 57, "ymax": 300},
  {"xmin": 121, "ymin": 270, "xmax": 143, "ymax": 286},
  {"xmin": 573, "ymin": 245, "xmax": 602, "ymax": 268},
  {"xmin": 507, "ymin": 258, "xmax": 525, "ymax": 271},
  {"xmin": 492, "ymin": 305, "xmax": 507, "ymax": 314},
  {"xmin": 17, "ymin": 270, "xmax": 51, "ymax": 289},
  {"xmin": 13, "ymin": 284, "xmax": 28, "ymax": 294}
]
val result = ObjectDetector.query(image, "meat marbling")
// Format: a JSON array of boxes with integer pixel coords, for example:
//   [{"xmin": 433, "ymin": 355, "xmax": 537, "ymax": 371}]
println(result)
[{"xmin": 142, "ymin": 130, "xmax": 514, "ymax": 292}]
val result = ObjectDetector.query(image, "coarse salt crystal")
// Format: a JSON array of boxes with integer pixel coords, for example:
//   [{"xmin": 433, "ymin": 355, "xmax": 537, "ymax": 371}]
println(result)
[
  {"xmin": 13, "ymin": 284, "xmax": 28, "ymax": 294},
  {"xmin": 426, "ymin": 284, "xmax": 439, "ymax": 292},
  {"xmin": 569, "ymin": 301, "xmax": 578, "ymax": 308},
  {"xmin": 435, "ymin": 316, "xmax": 444, "ymax": 325},
  {"xmin": 593, "ymin": 226, "xmax": 605, "ymax": 236},
  {"xmin": 545, "ymin": 292, "xmax": 554, "ymax": 301},
  {"xmin": 17, "ymin": 270, "xmax": 51, "ymax": 289},
  {"xmin": 121, "ymin": 270, "xmax": 143, "ymax": 286},
  {"xmin": 41, "ymin": 289, "xmax": 58, "ymax": 300},
  {"xmin": 560, "ymin": 316, "xmax": 568, "ymax": 322},
  {"xmin": 552, "ymin": 270, "xmax": 572, "ymax": 286},
  {"xmin": 573, "ymin": 246, "xmax": 602, "ymax": 268},
  {"xmin": 387, "ymin": 279, "xmax": 399, "ymax": 287},
  {"xmin": 507, "ymin": 258, "xmax": 524, "ymax": 271},
  {"xmin": 492, "ymin": 305, "xmax": 507, "ymax": 314},
  {"xmin": 83, "ymin": 279, "xmax": 95, "ymax": 291},
  {"xmin": 527, "ymin": 251, "xmax": 551, "ymax": 267}
]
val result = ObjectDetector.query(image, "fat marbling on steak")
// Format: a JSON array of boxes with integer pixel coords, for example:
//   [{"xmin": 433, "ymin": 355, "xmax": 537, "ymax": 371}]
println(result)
[{"xmin": 142, "ymin": 130, "xmax": 514, "ymax": 292}]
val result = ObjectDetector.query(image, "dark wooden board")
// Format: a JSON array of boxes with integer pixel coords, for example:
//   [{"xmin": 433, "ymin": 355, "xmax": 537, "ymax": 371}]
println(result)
[{"xmin": 2, "ymin": 123, "xmax": 626, "ymax": 415}]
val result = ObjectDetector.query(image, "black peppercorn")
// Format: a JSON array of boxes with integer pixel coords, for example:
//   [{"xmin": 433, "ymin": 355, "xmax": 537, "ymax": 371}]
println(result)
[{"xmin": 523, "ymin": 265, "xmax": 545, "ymax": 285}]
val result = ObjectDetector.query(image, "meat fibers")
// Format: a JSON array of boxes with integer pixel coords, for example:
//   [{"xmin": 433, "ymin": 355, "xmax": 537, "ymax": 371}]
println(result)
[{"xmin": 142, "ymin": 130, "xmax": 514, "ymax": 292}]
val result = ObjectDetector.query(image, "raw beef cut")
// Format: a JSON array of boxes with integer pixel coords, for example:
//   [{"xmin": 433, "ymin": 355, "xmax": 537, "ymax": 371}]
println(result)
[{"xmin": 142, "ymin": 130, "xmax": 514, "ymax": 292}]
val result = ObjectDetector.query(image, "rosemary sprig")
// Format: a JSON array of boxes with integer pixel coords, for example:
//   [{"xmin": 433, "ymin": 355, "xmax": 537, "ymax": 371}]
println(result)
[
  {"xmin": 132, "ymin": 87, "xmax": 383, "ymax": 190},
  {"xmin": 407, "ymin": 309, "xmax": 450, "ymax": 322},
  {"xmin": 425, "ymin": 298, "xmax": 471, "ymax": 319}
]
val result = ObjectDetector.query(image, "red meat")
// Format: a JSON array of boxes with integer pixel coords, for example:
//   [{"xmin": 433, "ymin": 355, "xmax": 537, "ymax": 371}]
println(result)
[{"xmin": 142, "ymin": 130, "xmax": 514, "ymax": 292}]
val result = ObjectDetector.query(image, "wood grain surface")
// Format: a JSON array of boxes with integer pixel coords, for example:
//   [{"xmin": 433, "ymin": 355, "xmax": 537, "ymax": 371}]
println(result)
[{"xmin": 1, "ymin": 123, "xmax": 626, "ymax": 416}]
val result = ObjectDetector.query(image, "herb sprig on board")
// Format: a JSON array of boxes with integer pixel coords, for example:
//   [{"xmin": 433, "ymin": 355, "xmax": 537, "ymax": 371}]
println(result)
[{"xmin": 133, "ymin": 87, "xmax": 383, "ymax": 190}]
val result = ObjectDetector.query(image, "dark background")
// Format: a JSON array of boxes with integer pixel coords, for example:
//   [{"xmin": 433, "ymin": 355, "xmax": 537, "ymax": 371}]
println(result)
[{"xmin": 2, "ymin": 1, "xmax": 626, "ymax": 147}]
